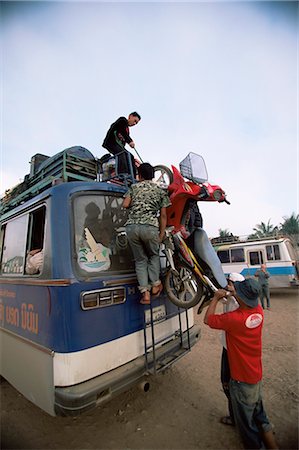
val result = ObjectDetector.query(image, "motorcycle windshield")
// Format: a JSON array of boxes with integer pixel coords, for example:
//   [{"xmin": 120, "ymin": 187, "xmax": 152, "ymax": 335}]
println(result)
[{"xmin": 179, "ymin": 153, "xmax": 208, "ymax": 183}]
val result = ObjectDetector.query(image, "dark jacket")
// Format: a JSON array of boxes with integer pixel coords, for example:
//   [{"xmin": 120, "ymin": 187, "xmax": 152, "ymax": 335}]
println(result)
[
  {"xmin": 103, "ymin": 117, "xmax": 132, "ymax": 150},
  {"xmin": 186, "ymin": 200, "xmax": 203, "ymax": 234}
]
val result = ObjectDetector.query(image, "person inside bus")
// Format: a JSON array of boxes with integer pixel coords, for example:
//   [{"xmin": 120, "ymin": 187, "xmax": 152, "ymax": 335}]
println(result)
[
  {"xmin": 102, "ymin": 112, "xmax": 141, "ymax": 179},
  {"xmin": 77, "ymin": 202, "xmax": 112, "ymax": 272},
  {"xmin": 25, "ymin": 248, "xmax": 44, "ymax": 275},
  {"xmin": 254, "ymin": 264, "xmax": 271, "ymax": 310},
  {"xmin": 83, "ymin": 202, "xmax": 111, "ymax": 248},
  {"xmin": 123, "ymin": 162, "xmax": 171, "ymax": 304}
]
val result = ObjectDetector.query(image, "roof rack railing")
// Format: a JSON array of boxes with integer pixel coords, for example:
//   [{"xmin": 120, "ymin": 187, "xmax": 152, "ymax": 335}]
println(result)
[
  {"xmin": 210, "ymin": 233, "xmax": 286, "ymax": 244},
  {"xmin": 0, "ymin": 146, "xmax": 98, "ymax": 215}
]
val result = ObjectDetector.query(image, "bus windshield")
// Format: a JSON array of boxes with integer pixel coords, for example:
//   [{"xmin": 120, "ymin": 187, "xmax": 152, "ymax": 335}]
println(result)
[{"xmin": 73, "ymin": 193, "xmax": 135, "ymax": 276}]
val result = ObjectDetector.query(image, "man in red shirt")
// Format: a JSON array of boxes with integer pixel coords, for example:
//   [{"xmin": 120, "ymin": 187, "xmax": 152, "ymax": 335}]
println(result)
[{"xmin": 204, "ymin": 278, "xmax": 278, "ymax": 449}]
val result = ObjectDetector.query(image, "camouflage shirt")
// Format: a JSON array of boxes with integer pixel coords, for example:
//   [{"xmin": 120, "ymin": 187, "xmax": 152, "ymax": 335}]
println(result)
[{"xmin": 124, "ymin": 181, "xmax": 171, "ymax": 227}]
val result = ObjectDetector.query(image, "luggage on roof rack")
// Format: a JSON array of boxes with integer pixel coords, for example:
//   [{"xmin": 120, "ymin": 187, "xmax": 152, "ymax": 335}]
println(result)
[{"xmin": 0, "ymin": 146, "xmax": 98, "ymax": 215}]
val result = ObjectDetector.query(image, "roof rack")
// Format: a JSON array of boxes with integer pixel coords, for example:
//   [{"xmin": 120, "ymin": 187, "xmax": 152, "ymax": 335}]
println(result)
[
  {"xmin": 211, "ymin": 233, "xmax": 286, "ymax": 245},
  {"xmin": 0, "ymin": 146, "xmax": 98, "ymax": 215}
]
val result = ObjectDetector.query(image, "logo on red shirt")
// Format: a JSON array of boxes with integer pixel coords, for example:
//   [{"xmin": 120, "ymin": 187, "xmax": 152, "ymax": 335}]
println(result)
[{"xmin": 245, "ymin": 313, "xmax": 263, "ymax": 329}]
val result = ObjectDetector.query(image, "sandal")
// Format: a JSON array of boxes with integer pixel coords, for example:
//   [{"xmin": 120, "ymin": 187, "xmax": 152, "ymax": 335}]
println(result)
[
  {"xmin": 152, "ymin": 283, "xmax": 163, "ymax": 298},
  {"xmin": 140, "ymin": 291, "xmax": 151, "ymax": 305},
  {"xmin": 220, "ymin": 416, "xmax": 235, "ymax": 426}
]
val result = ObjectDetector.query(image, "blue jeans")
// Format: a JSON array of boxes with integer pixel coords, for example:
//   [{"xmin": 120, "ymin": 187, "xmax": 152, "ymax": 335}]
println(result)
[
  {"xmin": 126, "ymin": 224, "xmax": 161, "ymax": 293},
  {"xmin": 229, "ymin": 379, "xmax": 272, "ymax": 449}
]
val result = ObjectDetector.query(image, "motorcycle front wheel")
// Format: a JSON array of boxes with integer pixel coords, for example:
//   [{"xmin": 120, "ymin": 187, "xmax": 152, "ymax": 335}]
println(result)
[
  {"xmin": 165, "ymin": 263, "xmax": 205, "ymax": 309},
  {"xmin": 153, "ymin": 165, "xmax": 173, "ymax": 189}
]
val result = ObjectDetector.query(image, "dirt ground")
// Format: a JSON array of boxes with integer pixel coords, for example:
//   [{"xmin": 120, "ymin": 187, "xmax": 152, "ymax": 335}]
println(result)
[{"xmin": 1, "ymin": 288, "xmax": 298, "ymax": 450}]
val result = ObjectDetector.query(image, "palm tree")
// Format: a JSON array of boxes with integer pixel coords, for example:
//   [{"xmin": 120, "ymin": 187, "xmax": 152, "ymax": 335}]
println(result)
[
  {"xmin": 219, "ymin": 228, "xmax": 231, "ymax": 238},
  {"xmin": 211, "ymin": 228, "xmax": 239, "ymax": 244},
  {"xmin": 248, "ymin": 219, "xmax": 279, "ymax": 240},
  {"xmin": 280, "ymin": 213, "xmax": 299, "ymax": 236},
  {"xmin": 280, "ymin": 213, "xmax": 299, "ymax": 250}
]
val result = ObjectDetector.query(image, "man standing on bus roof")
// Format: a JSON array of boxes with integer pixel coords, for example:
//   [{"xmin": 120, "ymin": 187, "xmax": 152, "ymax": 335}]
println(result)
[
  {"xmin": 102, "ymin": 112, "xmax": 141, "ymax": 178},
  {"xmin": 255, "ymin": 264, "xmax": 271, "ymax": 310}
]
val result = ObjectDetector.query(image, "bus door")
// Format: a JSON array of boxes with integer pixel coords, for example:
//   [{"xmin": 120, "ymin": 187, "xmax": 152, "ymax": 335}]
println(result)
[{"xmin": 247, "ymin": 248, "xmax": 264, "ymax": 273}]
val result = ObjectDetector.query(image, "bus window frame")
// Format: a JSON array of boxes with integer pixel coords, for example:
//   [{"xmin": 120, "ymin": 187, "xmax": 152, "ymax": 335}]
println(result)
[
  {"xmin": 71, "ymin": 191, "xmax": 135, "ymax": 280},
  {"xmin": 230, "ymin": 247, "xmax": 245, "ymax": 263},
  {"xmin": 248, "ymin": 250, "xmax": 264, "ymax": 266},
  {"xmin": 0, "ymin": 214, "xmax": 29, "ymax": 276},
  {"xmin": 217, "ymin": 247, "xmax": 245, "ymax": 264},
  {"xmin": 273, "ymin": 244, "xmax": 281, "ymax": 261},
  {"xmin": 266, "ymin": 244, "xmax": 281, "ymax": 262},
  {"xmin": 217, "ymin": 249, "xmax": 230, "ymax": 263},
  {"xmin": 24, "ymin": 205, "xmax": 47, "ymax": 277},
  {"xmin": 0, "ymin": 203, "xmax": 47, "ymax": 277}
]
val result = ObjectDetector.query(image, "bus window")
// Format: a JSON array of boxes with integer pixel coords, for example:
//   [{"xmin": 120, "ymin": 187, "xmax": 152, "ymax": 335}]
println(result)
[
  {"xmin": 249, "ymin": 251, "xmax": 264, "ymax": 266},
  {"xmin": 273, "ymin": 244, "xmax": 281, "ymax": 260},
  {"xmin": 231, "ymin": 248, "xmax": 245, "ymax": 263},
  {"xmin": 266, "ymin": 245, "xmax": 273, "ymax": 261},
  {"xmin": 73, "ymin": 194, "xmax": 135, "ymax": 275},
  {"xmin": 0, "ymin": 226, "xmax": 4, "ymax": 263},
  {"xmin": 1, "ymin": 215, "xmax": 28, "ymax": 275},
  {"xmin": 266, "ymin": 244, "xmax": 281, "ymax": 261},
  {"xmin": 25, "ymin": 207, "xmax": 46, "ymax": 275},
  {"xmin": 217, "ymin": 250, "xmax": 230, "ymax": 263},
  {"xmin": 27, "ymin": 207, "xmax": 46, "ymax": 252}
]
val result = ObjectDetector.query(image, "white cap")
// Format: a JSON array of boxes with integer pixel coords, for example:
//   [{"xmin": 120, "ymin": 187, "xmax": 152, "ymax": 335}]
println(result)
[{"xmin": 228, "ymin": 272, "xmax": 245, "ymax": 282}]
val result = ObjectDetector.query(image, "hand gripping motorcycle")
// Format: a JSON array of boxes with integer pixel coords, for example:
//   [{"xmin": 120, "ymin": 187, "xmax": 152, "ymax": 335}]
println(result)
[{"xmin": 154, "ymin": 153, "xmax": 230, "ymax": 312}]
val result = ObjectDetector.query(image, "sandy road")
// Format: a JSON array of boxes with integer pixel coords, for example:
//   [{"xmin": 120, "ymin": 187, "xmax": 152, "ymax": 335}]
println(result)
[{"xmin": 1, "ymin": 288, "xmax": 298, "ymax": 450}]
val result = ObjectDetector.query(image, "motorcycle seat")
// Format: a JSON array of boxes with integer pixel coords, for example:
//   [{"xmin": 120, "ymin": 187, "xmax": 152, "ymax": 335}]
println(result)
[{"xmin": 193, "ymin": 228, "xmax": 227, "ymax": 288}]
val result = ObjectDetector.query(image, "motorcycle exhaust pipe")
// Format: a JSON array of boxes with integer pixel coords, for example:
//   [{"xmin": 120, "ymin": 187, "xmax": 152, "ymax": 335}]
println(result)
[{"xmin": 139, "ymin": 380, "xmax": 150, "ymax": 392}]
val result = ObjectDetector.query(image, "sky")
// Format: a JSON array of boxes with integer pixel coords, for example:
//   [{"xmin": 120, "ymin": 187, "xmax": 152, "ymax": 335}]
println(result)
[{"xmin": 1, "ymin": 0, "xmax": 298, "ymax": 238}]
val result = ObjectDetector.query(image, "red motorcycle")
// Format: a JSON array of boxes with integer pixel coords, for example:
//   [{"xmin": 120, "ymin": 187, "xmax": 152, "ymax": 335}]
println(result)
[{"xmin": 154, "ymin": 153, "xmax": 230, "ymax": 311}]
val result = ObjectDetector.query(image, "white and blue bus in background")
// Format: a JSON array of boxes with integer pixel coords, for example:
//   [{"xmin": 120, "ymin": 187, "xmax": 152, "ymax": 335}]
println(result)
[
  {"xmin": 0, "ymin": 147, "xmax": 200, "ymax": 416},
  {"xmin": 213, "ymin": 237, "xmax": 299, "ymax": 289}
]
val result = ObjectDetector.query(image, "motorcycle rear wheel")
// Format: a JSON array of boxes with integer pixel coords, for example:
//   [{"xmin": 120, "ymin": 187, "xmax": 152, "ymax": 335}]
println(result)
[{"xmin": 165, "ymin": 263, "xmax": 205, "ymax": 308}]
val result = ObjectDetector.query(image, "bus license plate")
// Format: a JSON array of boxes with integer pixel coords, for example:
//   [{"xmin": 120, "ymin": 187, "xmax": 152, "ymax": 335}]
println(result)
[{"xmin": 145, "ymin": 305, "xmax": 166, "ymax": 324}]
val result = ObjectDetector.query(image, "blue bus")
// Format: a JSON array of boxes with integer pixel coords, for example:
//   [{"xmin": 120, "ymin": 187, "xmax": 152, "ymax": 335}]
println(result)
[{"xmin": 0, "ymin": 147, "xmax": 200, "ymax": 416}]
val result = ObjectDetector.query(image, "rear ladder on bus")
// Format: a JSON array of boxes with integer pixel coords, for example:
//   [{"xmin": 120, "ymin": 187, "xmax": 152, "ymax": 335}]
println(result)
[{"xmin": 143, "ymin": 304, "xmax": 191, "ymax": 374}]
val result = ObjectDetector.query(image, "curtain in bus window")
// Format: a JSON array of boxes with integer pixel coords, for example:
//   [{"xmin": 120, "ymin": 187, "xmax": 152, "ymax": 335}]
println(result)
[
  {"xmin": 266, "ymin": 245, "xmax": 281, "ymax": 261},
  {"xmin": 74, "ymin": 194, "xmax": 135, "ymax": 275},
  {"xmin": 1, "ymin": 215, "xmax": 28, "ymax": 274},
  {"xmin": 266, "ymin": 245, "xmax": 274, "ymax": 261},
  {"xmin": 273, "ymin": 244, "xmax": 281, "ymax": 260}
]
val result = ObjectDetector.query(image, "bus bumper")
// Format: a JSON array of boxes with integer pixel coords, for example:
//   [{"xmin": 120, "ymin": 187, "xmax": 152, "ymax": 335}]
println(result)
[{"xmin": 54, "ymin": 324, "xmax": 201, "ymax": 416}]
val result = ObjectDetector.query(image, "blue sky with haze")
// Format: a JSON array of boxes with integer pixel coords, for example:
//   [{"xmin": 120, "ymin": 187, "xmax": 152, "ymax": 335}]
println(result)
[{"xmin": 1, "ymin": 1, "xmax": 297, "ymax": 237}]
